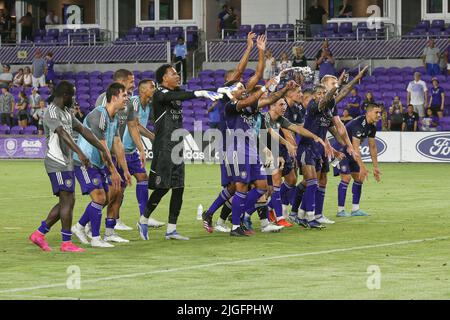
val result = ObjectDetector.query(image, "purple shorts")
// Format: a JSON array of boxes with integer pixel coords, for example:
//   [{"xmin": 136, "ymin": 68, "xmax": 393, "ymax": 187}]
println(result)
[
  {"xmin": 74, "ymin": 166, "xmax": 109, "ymax": 195},
  {"xmin": 332, "ymin": 143, "xmax": 359, "ymax": 176},
  {"xmin": 48, "ymin": 171, "xmax": 76, "ymax": 196},
  {"xmin": 226, "ymin": 154, "xmax": 266, "ymax": 184},
  {"xmin": 104, "ymin": 157, "xmax": 127, "ymax": 188},
  {"xmin": 297, "ymin": 144, "xmax": 323, "ymax": 172},
  {"xmin": 126, "ymin": 151, "xmax": 147, "ymax": 176}
]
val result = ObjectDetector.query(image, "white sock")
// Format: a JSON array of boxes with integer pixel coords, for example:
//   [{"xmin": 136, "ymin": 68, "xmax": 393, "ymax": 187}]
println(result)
[
  {"xmin": 306, "ymin": 211, "xmax": 315, "ymax": 222},
  {"xmin": 76, "ymin": 222, "xmax": 85, "ymax": 229},
  {"xmin": 352, "ymin": 204, "xmax": 360, "ymax": 212},
  {"xmin": 217, "ymin": 218, "xmax": 226, "ymax": 225},
  {"xmin": 276, "ymin": 215, "xmax": 284, "ymax": 222},
  {"xmin": 232, "ymin": 224, "xmax": 240, "ymax": 231},
  {"xmin": 105, "ymin": 228, "xmax": 114, "ymax": 236},
  {"xmin": 282, "ymin": 204, "xmax": 289, "ymax": 218},
  {"xmin": 260, "ymin": 219, "xmax": 269, "ymax": 228},
  {"xmin": 338, "ymin": 206, "xmax": 345, "ymax": 213},
  {"xmin": 298, "ymin": 209, "xmax": 306, "ymax": 219},
  {"xmin": 167, "ymin": 223, "xmax": 176, "ymax": 233},
  {"xmin": 91, "ymin": 236, "xmax": 100, "ymax": 241},
  {"xmin": 116, "ymin": 218, "xmax": 122, "ymax": 223},
  {"xmin": 139, "ymin": 216, "xmax": 148, "ymax": 225}
]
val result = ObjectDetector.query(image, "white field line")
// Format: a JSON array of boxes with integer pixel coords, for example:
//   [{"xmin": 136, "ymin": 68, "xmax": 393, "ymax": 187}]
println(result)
[{"xmin": 0, "ymin": 235, "xmax": 448, "ymax": 295}]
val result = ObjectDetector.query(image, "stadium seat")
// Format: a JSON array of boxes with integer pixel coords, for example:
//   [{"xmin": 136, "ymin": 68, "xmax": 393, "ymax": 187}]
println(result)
[
  {"xmin": 0, "ymin": 125, "xmax": 10, "ymax": 135},
  {"xmin": 10, "ymin": 126, "xmax": 23, "ymax": 135}
]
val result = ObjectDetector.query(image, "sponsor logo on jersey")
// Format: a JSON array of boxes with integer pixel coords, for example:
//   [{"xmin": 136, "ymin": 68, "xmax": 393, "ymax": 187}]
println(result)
[{"xmin": 416, "ymin": 134, "xmax": 450, "ymax": 161}]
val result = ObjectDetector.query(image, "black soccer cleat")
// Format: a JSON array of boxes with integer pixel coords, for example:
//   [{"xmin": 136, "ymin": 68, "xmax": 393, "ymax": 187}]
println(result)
[
  {"xmin": 202, "ymin": 211, "xmax": 214, "ymax": 233},
  {"xmin": 230, "ymin": 226, "xmax": 249, "ymax": 237}
]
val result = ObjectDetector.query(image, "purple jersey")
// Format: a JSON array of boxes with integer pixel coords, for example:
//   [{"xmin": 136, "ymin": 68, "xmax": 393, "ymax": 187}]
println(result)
[
  {"xmin": 301, "ymin": 98, "xmax": 337, "ymax": 149},
  {"xmin": 345, "ymin": 115, "xmax": 376, "ymax": 144},
  {"xmin": 430, "ymin": 86, "xmax": 444, "ymax": 107}
]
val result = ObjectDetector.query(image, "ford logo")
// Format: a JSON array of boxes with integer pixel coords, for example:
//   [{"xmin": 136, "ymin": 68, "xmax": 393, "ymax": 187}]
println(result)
[
  {"xmin": 359, "ymin": 137, "xmax": 387, "ymax": 160},
  {"xmin": 416, "ymin": 134, "xmax": 450, "ymax": 161}
]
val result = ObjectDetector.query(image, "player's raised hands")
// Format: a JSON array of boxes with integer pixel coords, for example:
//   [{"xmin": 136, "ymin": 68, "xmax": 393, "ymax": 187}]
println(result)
[
  {"xmin": 355, "ymin": 66, "xmax": 369, "ymax": 80},
  {"xmin": 256, "ymin": 34, "xmax": 267, "ymax": 51},
  {"xmin": 246, "ymin": 32, "xmax": 256, "ymax": 48},
  {"xmin": 337, "ymin": 70, "xmax": 347, "ymax": 87}
]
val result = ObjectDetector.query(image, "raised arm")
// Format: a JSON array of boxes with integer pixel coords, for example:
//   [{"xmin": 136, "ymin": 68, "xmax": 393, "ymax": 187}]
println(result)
[
  {"xmin": 228, "ymin": 32, "xmax": 256, "ymax": 82},
  {"xmin": 335, "ymin": 66, "xmax": 368, "ymax": 103},
  {"xmin": 257, "ymin": 80, "xmax": 296, "ymax": 109},
  {"xmin": 246, "ymin": 34, "xmax": 266, "ymax": 91}
]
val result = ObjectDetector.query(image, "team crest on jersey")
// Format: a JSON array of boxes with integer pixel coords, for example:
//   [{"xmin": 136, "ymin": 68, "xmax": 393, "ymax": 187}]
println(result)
[
  {"xmin": 156, "ymin": 176, "xmax": 161, "ymax": 185},
  {"xmin": 65, "ymin": 179, "xmax": 73, "ymax": 188},
  {"xmin": 92, "ymin": 178, "xmax": 100, "ymax": 186},
  {"xmin": 240, "ymin": 171, "xmax": 247, "ymax": 179},
  {"xmin": 341, "ymin": 165, "xmax": 347, "ymax": 172}
]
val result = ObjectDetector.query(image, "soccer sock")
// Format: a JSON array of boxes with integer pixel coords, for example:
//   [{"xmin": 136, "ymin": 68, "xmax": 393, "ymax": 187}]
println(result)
[
  {"xmin": 85, "ymin": 202, "xmax": 103, "ymax": 238},
  {"xmin": 231, "ymin": 191, "xmax": 247, "ymax": 228},
  {"xmin": 243, "ymin": 188, "xmax": 266, "ymax": 215},
  {"xmin": 207, "ymin": 188, "xmax": 232, "ymax": 216},
  {"xmin": 168, "ymin": 188, "xmax": 184, "ymax": 225},
  {"xmin": 280, "ymin": 181, "xmax": 294, "ymax": 206},
  {"xmin": 219, "ymin": 200, "xmax": 232, "ymax": 221},
  {"xmin": 257, "ymin": 204, "xmax": 268, "ymax": 221},
  {"xmin": 338, "ymin": 181, "xmax": 349, "ymax": 212},
  {"xmin": 105, "ymin": 218, "xmax": 116, "ymax": 236},
  {"xmin": 136, "ymin": 181, "xmax": 149, "ymax": 216},
  {"xmin": 144, "ymin": 188, "xmax": 169, "ymax": 219},
  {"xmin": 271, "ymin": 186, "xmax": 283, "ymax": 220},
  {"xmin": 352, "ymin": 182, "xmax": 363, "ymax": 211},
  {"xmin": 167, "ymin": 223, "xmax": 176, "ymax": 234},
  {"xmin": 304, "ymin": 179, "xmax": 318, "ymax": 221},
  {"xmin": 61, "ymin": 229, "xmax": 72, "ymax": 242},
  {"xmin": 314, "ymin": 186, "xmax": 326, "ymax": 219},
  {"xmin": 38, "ymin": 220, "xmax": 50, "ymax": 235},
  {"xmin": 291, "ymin": 183, "xmax": 306, "ymax": 214},
  {"xmin": 78, "ymin": 209, "xmax": 91, "ymax": 227}
]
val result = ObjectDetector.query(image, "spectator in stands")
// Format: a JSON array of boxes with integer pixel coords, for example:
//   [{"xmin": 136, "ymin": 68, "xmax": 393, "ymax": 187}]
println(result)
[
  {"xmin": 0, "ymin": 8, "xmax": 12, "ymax": 43},
  {"xmin": 428, "ymin": 77, "xmax": 445, "ymax": 118},
  {"xmin": 292, "ymin": 46, "xmax": 307, "ymax": 67},
  {"xmin": 407, "ymin": 72, "xmax": 428, "ymax": 118},
  {"xmin": 388, "ymin": 96, "xmax": 404, "ymax": 131},
  {"xmin": 173, "ymin": 36, "xmax": 187, "ymax": 84},
  {"xmin": 13, "ymin": 68, "xmax": 24, "ymax": 87},
  {"xmin": 29, "ymin": 87, "xmax": 41, "ymax": 111},
  {"xmin": 23, "ymin": 67, "xmax": 32, "ymax": 87},
  {"xmin": 39, "ymin": 8, "xmax": 46, "ymax": 30},
  {"xmin": 223, "ymin": 6, "xmax": 238, "ymax": 37},
  {"xmin": 33, "ymin": 99, "xmax": 46, "ymax": 135},
  {"xmin": 362, "ymin": 91, "xmax": 375, "ymax": 112},
  {"xmin": 421, "ymin": 107, "xmax": 439, "ymax": 132},
  {"xmin": 307, "ymin": 0, "xmax": 327, "ymax": 37},
  {"xmin": 347, "ymin": 88, "xmax": 362, "ymax": 118},
  {"xmin": 45, "ymin": 10, "xmax": 59, "ymax": 25},
  {"xmin": 16, "ymin": 91, "xmax": 29, "ymax": 128},
  {"xmin": 422, "ymin": 39, "xmax": 440, "ymax": 76},
  {"xmin": 315, "ymin": 40, "xmax": 336, "ymax": 80},
  {"xmin": 338, "ymin": 0, "xmax": 353, "ymax": 18},
  {"xmin": 446, "ymin": 40, "xmax": 450, "ymax": 76},
  {"xmin": 439, "ymin": 51, "xmax": 447, "ymax": 75},
  {"xmin": 277, "ymin": 52, "xmax": 292, "ymax": 73},
  {"xmin": 263, "ymin": 49, "xmax": 276, "ymax": 83},
  {"xmin": 45, "ymin": 52, "xmax": 56, "ymax": 85},
  {"xmin": 340, "ymin": 108, "xmax": 353, "ymax": 125},
  {"xmin": 0, "ymin": 64, "xmax": 13, "ymax": 87},
  {"xmin": 0, "ymin": 85, "xmax": 14, "ymax": 127},
  {"xmin": 402, "ymin": 104, "xmax": 419, "ymax": 132},
  {"xmin": 19, "ymin": 12, "xmax": 33, "ymax": 41},
  {"xmin": 217, "ymin": 4, "xmax": 230, "ymax": 38},
  {"xmin": 32, "ymin": 49, "xmax": 47, "ymax": 88},
  {"xmin": 72, "ymin": 102, "xmax": 85, "ymax": 123}
]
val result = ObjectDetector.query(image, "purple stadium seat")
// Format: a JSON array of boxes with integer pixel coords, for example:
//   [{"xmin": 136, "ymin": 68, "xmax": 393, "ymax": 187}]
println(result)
[
  {"xmin": 158, "ymin": 27, "xmax": 171, "ymax": 35},
  {"xmin": 23, "ymin": 126, "xmax": 37, "ymax": 135},
  {"xmin": 431, "ymin": 20, "xmax": 445, "ymax": 31},
  {"xmin": 325, "ymin": 23, "xmax": 338, "ymax": 34},
  {"xmin": 143, "ymin": 26, "xmax": 155, "ymax": 36},
  {"xmin": 339, "ymin": 22, "xmax": 353, "ymax": 33},
  {"xmin": 10, "ymin": 126, "xmax": 23, "ymax": 135},
  {"xmin": 238, "ymin": 24, "xmax": 251, "ymax": 36},
  {"xmin": 183, "ymin": 109, "xmax": 194, "ymax": 117},
  {"xmin": 171, "ymin": 26, "xmax": 184, "ymax": 35},
  {"xmin": 139, "ymin": 34, "xmax": 151, "ymax": 41},
  {"xmin": 281, "ymin": 24, "xmax": 295, "ymax": 38},
  {"xmin": 129, "ymin": 27, "xmax": 142, "ymax": 35},
  {"xmin": 267, "ymin": 24, "xmax": 280, "ymax": 32},
  {"xmin": 417, "ymin": 20, "xmax": 430, "ymax": 30},
  {"xmin": 252, "ymin": 24, "xmax": 266, "ymax": 35},
  {"xmin": 125, "ymin": 34, "xmax": 138, "ymax": 42},
  {"xmin": 0, "ymin": 125, "xmax": 10, "ymax": 134}
]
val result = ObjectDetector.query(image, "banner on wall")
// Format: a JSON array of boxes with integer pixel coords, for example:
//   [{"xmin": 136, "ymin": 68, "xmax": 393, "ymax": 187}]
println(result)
[
  {"xmin": 402, "ymin": 132, "xmax": 450, "ymax": 163},
  {"xmin": 0, "ymin": 136, "xmax": 46, "ymax": 159}
]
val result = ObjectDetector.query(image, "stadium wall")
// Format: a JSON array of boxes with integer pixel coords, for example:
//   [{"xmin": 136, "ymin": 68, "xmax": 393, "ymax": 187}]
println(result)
[{"xmin": 2, "ymin": 132, "xmax": 450, "ymax": 163}]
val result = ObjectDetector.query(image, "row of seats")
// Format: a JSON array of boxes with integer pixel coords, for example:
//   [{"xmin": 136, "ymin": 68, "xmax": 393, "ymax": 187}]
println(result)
[{"xmin": 121, "ymin": 26, "xmax": 199, "ymax": 49}]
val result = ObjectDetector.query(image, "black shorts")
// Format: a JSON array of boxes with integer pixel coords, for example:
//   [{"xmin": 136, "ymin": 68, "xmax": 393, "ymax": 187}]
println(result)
[
  {"xmin": 430, "ymin": 105, "xmax": 441, "ymax": 116},
  {"xmin": 19, "ymin": 113, "xmax": 28, "ymax": 121},
  {"xmin": 148, "ymin": 149, "xmax": 185, "ymax": 189}
]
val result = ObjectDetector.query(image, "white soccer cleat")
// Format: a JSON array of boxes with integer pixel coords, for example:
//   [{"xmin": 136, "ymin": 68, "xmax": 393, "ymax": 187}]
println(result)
[
  {"xmin": 261, "ymin": 223, "xmax": 284, "ymax": 233},
  {"xmin": 114, "ymin": 219, "xmax": 133, "ymax": 231},
  {"xmin": 214, "ymin": 222, "xmax": 231, "ymax": 233},
  {"xmin": 165, "ymin": 230, "xmax": 189, "ymax": 240},
  {"xmin": 316, "ymin": 216, "xmax": 335, "ymax": 224},
  {"xmin": 91, "ymin": 237, "xmax": 115, "ymax": 248},
  {"xmin": 147, "ymin": 217, "xmax": 165, "ymax": 228},
  {"xmin": 71, "ymin": 224, "xmax": 90, "ymax": 244},
  {"xmin": 104, "ymin": 233, "xmax": 130, "ymax": 243}
]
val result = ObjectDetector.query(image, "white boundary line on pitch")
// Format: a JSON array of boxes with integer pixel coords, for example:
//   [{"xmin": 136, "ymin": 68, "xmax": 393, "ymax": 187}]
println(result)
[{"xmin": 0, "ymin": 235, "xmax": 448, "ymax": 295}]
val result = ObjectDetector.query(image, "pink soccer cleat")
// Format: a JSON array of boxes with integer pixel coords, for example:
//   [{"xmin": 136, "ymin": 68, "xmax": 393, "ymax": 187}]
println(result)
[
  {"xmin": 29, "ymin": 231, "xmax": 52, "ymax": 252},
  {"xmin": 60, "ymin": 241, "xmax": 86, "ymax": 252}
]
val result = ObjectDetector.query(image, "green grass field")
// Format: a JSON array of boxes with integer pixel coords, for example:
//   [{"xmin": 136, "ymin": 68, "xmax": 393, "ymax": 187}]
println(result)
[{"xmin": 0, "ymin": 160, "xmax": 450, "ymax": 300}]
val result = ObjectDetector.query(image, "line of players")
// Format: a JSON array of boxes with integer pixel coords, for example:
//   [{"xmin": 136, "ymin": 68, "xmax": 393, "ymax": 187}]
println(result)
[{"xmin": 200, "ymin": 33, "xmax": 382, "ymax": 236}]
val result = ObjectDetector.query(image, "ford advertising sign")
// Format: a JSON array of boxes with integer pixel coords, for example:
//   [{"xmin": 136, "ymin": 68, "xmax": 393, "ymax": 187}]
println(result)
[
  {"xmin": 327, "ymin": 136, "xmax": 387, "ymax": 161},
  {"xmin": 415, "ymin": 134, "xmax": 450, "ymax": 162}
]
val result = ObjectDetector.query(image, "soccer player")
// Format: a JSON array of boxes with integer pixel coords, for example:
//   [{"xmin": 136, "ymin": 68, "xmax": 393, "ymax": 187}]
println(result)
[
  {"xmin": 137, "ymin": 64, "xmax": 222, "ymax": 241},
  {"xmin": 71, "ymin": 83, "xmax": 130, "ymax": 247},
  {"xmin": 29, "ymin": 81, "xmax": 113, "ymax": 252},
  {"xmin": 334, "ymin": 103, "xmax": 382, "ymax": 217},
  {"xmin": 121, "ymin": 79, "xmax": 156, "ymax": 219}
]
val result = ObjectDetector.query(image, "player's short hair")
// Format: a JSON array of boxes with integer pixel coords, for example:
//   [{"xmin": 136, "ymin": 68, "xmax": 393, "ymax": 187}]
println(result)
[
  {"xmin": 113, "ymin": 69, "xmax": 133, "ymax": 82},
  {"xmin": 54, "ymin": 80, "xmax": 75, "ymax": 98},
  {"xmin": 366, "ymin": 103, "xmax": 381, "ymax": 111},
  {"xmin": 138, "ymin": 79, "xmax": 155, "ymax": 90},
  {"xmin": 303, "ymin": 89, "xmax": 314, "ymax": 96},
  {"xmin": 106, "ymin": 82, "xmax": 126, "ymax": 103},
  {"xmin": 320, "ymin": 75, "xmax": 337, "ymax": 84},
  {"xmin": 155, "ymin": 64, "xmax": 173, "ymax": 84},
  {"xmin": 313, "ymin": 84, "xmax": 326, "ymax": 93}
]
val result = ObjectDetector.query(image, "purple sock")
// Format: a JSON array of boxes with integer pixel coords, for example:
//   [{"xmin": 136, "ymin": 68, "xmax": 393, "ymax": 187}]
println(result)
[
  {"xmin": 83, "ymin": 202, "xmax": 103, "ymax": 237},
  {"xmin": 352, "ymin": 182, "xmax": 363, "ymax": 207},
  {"xmin": 315, "ymin": 186, "xmax": 326, "ymax": 218},
  {"xmin": 271, "ymin": 186, "xmax": 283, "ymax": 218},
  {"xmin": 231, "ymin": 192, "xmax": 247, "ymax": 225},
  {"xmin": 78, "ymin": 210, "xmax": 90, "ymax": 227},
  {"xmin": 105, "ymin": 218, "xmax": 116, "ymax": 229},
  {"xmin": 243, "ymin": 188, "xmax": 266, "ymax": 214},
  {"xmin": 292, "ymin": 184, "xmax": 306, "ymax": 213},
  {"xmin": 61, "ymin": 229, "xmax": 72, "ymax": 242},
  {"xmin": 280, "ymin": 182, "xmax": 294, "ymax": 206},
  {"xmin": 38, "ymin": 220, "xmax": 50, "ymax": 235},
  {"xmin": 304, "ymin": 179, "xmax": 318, "ymax": 213},
  {"xmin": 136, "ymin": 181, "xmax": 149, "ymax": 216},
  {"xmin": 338, "ymin": 181, "xmax": 349, "ymax": 207},
  {"xmin": 207, "ymin": 188, "xmax": 232, "ymax": 216}
]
